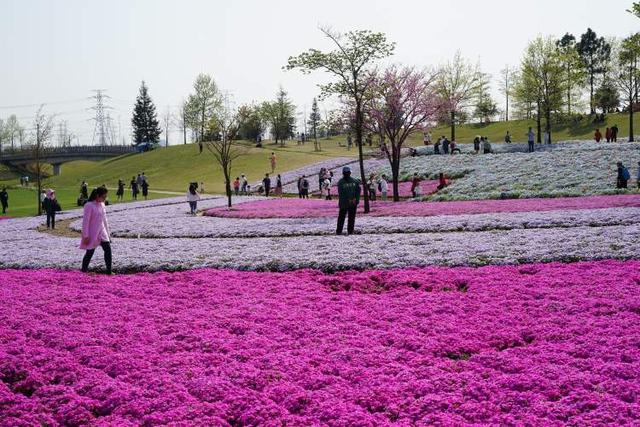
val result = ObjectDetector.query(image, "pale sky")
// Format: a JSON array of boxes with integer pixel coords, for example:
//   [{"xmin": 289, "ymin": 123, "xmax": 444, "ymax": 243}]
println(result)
[{"xmin": 0, "ymin": 0, "xmax": 637, "ymax": 145}]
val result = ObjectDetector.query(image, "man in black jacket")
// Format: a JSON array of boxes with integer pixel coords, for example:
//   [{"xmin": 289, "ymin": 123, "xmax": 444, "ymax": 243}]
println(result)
[{"xmin": 336, "ymin": 166, "xmax": 361, "ymax": 235}]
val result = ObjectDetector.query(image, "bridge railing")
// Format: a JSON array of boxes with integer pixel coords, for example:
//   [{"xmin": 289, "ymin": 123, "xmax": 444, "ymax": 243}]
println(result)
[{"xmin": 0, "ymin": 145, "xmax": 136, "ymax": 160}]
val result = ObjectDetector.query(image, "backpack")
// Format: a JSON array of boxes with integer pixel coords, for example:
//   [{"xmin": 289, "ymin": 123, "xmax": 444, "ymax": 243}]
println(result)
[
  {"xmin": 622, "ymin": 168, "xmax": 631, "ymax": 181},
  {"xmin": 301, "ymin": 179, "xmax": 309, "ymax": 190},
  {"xmin": 377, "ymin": 182, "xmax": 382, "ymax": 192}
]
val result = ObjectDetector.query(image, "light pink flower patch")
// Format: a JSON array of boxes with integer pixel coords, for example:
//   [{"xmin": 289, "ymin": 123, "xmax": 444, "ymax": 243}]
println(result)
[
  {"xmin": 314, "ymin": 179, "xmax": 439, "ymax": 198},
  {"xmin": 1, "ymin": 260, "xmax": 639, "ymax": 425},
  {"xmin": 204, "ymin": 193, "xmax": 640, "ymax": 219},
  {"xmin": 0, "ymin": 217, "xmax": 9, "ymax": 221}
]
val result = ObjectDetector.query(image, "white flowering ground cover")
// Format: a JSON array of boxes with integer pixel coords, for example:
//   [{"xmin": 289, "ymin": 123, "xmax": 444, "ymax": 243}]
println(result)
[{"xmin": 376, "ymin": 141, "xmax": 640, "ymax": 200}]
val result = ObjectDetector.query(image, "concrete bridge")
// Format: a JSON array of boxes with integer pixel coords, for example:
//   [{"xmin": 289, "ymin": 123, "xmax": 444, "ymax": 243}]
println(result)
[{"xmin": 0, "ymin": 145, "xmax": 136, "ymax": 175}]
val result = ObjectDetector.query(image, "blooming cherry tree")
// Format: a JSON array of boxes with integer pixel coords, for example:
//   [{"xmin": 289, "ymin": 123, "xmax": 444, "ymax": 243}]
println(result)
[{"xmin": 366, "ymin": 66, "xmax": 440, "ymax": 201}]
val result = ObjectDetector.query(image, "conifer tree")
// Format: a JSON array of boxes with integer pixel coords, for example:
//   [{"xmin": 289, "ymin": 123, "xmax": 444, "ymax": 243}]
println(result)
[{"xmin": 132, "ymin": 81, "xmax": 161, "ymax": 144}]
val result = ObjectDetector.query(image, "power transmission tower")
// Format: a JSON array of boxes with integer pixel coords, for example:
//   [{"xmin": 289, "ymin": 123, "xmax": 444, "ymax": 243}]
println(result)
[{"xmin": 90, "ymin": 89, "xmax": 113, "ymax": 146}]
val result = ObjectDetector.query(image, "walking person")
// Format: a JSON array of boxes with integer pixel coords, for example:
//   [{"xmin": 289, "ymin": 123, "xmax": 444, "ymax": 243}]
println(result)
[
  {"xmin": 80, "ymin": 181, "xmax": 89, "ymax": 200},
  {"xmin": 80, "ymin": 187, "xmax": 112, "ymax": 275},
  {"xmin": 136, "ymin": 173, "xmax": 143, "ymax": 189},
  {"xmin": 411, "ymin": 173, "xmax": 421, "ymax": 198},
  {"xmin": 262, "ymin": 173, "xmax": 271, "ymax": 197},
  {"xmin": 240, "ymin": 174, "xmax": 248, "ymax": 195},
  {"xmin": 322, "ymin": 175, "xmax": 332, "ymax": 200},
  {"xmin": 379, "ymin": 174, "xmax": 388, "ymax": 201},
  {"xmin": 43, "ymin": 189, "xmax": 61, "ymax": 229},
  {"xmin": 0, "ymin": 187, "xmax": 8, "ymax": 214},
  {"xmin": 186, "ymin": 183, "xmax": 200, "ymax": 214},
  {"xmin": 336, "ymin": 166, "xmax": 360, "ymax": 235},
  {"xmin": 611, "ymin": 124, "xmax": 619, "ymax": 142},
  {"xmin": 116, "ymin": 179, "xmax": 125, "ymax": 202},
  {"xmin": 483, "ymin": 137, "xmax": 492, "ymax": 154},
  {"xmin": 473, "ymin": 136, "xmax": 481, "ymax": 153},
  {"xmin": 270, "ymin": 152, "xmax": 277, "ymax": 173},
  {"xmin": 233, "ymin": 177, "xmax": 240, "ymax": 196},
  {"xmin": 423, "ymin": 130, "xmax": 432, "ymax": 145},
  {"xmin": 141, "ymin": 179, "xmax": 149, "ymax": 200},
  {"xmin": 504, "ymin": 131, "xmax": 512, "ymax": 143},
  {"xmin": 442, "ymin": 137, "xmax": 450, "ymax": 154},
  {"xmin": 617, "ymin": 162, "xmax": 630, "ymax": 189},
  {"xmin": 527, "ymin": 127, "xmax": 535, "ymax": 153},
  {"xmin": 434, "ymin": 138, "xmax": 441, "ymax": 154},
  {"xmin": 605, "ymin": 127, "xmax": 612, "ymax": 142},
  {"xmin": 275, "ymin": 174, "xmax": 283, "ymax": 197},
  {"xmin": 367, "ymin": 174, "xmax": 377, "ymax": 201}
]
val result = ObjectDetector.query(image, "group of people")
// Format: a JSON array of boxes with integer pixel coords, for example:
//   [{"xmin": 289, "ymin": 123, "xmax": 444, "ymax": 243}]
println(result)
[
  {"xmin": 432, "ymin": 136, "xmax": 462, "ymax": 155},
  {"xmin": 473, "ymin": 136, "xmax": 493, "ymax": 154},
  {"xmin": 594, "ymin": 125, "xmax": 620, "ymax": 142},
  {"xmin": 126, "ymin": 173, "xmax": 149, "ymax": 201},
  {"xmin": 261, "ymin": 173, "xmax": 283, "ymax": 197}
]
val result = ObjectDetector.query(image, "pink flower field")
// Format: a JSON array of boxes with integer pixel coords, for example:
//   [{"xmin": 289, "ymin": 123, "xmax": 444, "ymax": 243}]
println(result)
[
  {"xmin": 205, "ymin": 193, "xmax": 640, "ymax": 219},
  {"xmin": 1, "ymin": 260, "xmax": 639, "ymax": 425},
  {"xmin": 313, "ymin": 180, "xmax": 439, "ymax": 199}
]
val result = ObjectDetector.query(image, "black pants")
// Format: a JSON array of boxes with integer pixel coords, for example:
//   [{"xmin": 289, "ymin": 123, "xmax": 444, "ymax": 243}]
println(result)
[
  {"xmin": 617, "ymin": 179, "xmax": 628, "ymax": 189},
  {"xmin": 528, "ymin": 141, "xmax": 535, "ymax": 152},
  {"xmin": 46, "ymin": 212, "xmax": 55, "ymax": 229},
  {"xmin": 82, "ymin": 241, "xmax": 112, "ymax": 273},
  {"xmin": 1, "ymin": 202, "xmax": 6, "ymax": 213},
  {"xmin": 336, "ymin": 206, "xmax": 357, "ymax": 235},
  {"xmin": 264, "ymin": 186, "xmax": 270, "ymax": 197}
]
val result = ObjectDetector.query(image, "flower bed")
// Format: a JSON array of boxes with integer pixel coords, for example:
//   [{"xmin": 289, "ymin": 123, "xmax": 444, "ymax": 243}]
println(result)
[
  {"xmin": 0, "ymin": 216, "xmax": 9, "ymax": 221},
  {"xmin": 204, "ymin": 194, "xmax": 640, "ymax": 219},
  {"xmin": 312, "ymin": 179, "xmax": 439, "ymax": 199},
  {"xmin": 1, "ymin": 260, "xmax": 639, "ymax": 425},
  {"xmin": 375, "ymin": 142, "xmax": 640, "ymax": 200}
]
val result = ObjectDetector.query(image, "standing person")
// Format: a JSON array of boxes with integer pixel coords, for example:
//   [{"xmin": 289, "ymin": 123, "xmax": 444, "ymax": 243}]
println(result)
[
  {"xmin": 367, "ymin": 174, "xmax": 377, "ymax": 201},
  {"xmin": 605, "ymin": 127, "xmax": 612, "ymax": 142},
  {"xmin": 411, "ymin": 173, "xmax": 421, "ymax": 198},
  {"xmin": 527, "ymin": 127, "xmax": 535, "ymax": 153},
  {"xmin": 233, "ymin": 177, "xmax": 240, "ymax": 195},
  {"xmin": 240, "ymin": 174, "xmax": 248, "ymax": 195},
  {"xmin": 423, "ymin": 131, "xmax": 432, "ymax": 145},
  {"xmin": 186, "ymin": 183, "xmax": 200, "ymax": 214},
  {"xmin": 434, "ymin": 138, "xmax": 441, "ymax": 154},
  {"xmin": 473, "ymin": 136, "xmax": 481, "ymax": 153},
  {"xmin": 322, "ymin": 175, "xmax": 332, "ymax": 200},
  {"xmin": 336, "ymin": 166, "xmax": 360, "ymax": 235},
  {"xmin": 297, "ymin": 176, "xmax": 303, "ymax": 198},
  {"xmin": 437, "ymin": 172, "xmax": 448, "ymax": 190},
  {"xmin": 611, "ymin": 124, "xmax": 619, "ymax": 142},
  {"xmin": 141, "ymin": 172, "xmax": 147, "ymax": 185},
  {"xmin": 262, "ymin": 173, "xmax": 272, "ymax": 197},
  {"xmin": 116, "ymin": 179, "xmax": 125, "ymax": 202},
  {"xmin": 544, "ymin": 130, "xmax": 550, "ymax": 145},
  {"xmin": 198, "ymin": 141, "xmax": 203, "ymax": 154},
  {"xmin": 270, "ymin": 152, "xmax": 277, "ymax": 173},
  {"xmin": 637, "ymin": 161, "xmax": 640, "ymax": 189},
  {"xmin": 130, "ymin": 176, "xmax": 138, "ymax": 200},
  {"xmin": 141, "ymin": 179, "xmax": 149, "ymax": 200},
  {"xmin": 450, "ymin": 140, "xmax": 461, "ymax": 154},
  {"xmin": 594, "ymin": 128, "xmax": 602, "ymax": 142},
  {"xmin": 617, "ymin": 162, "xmax": 630, "ymax": 189},
  {"xmin": 442, "ymin": 137, "xmax": 450, "ymax": 154},
  {"xmin": 136, "ymin": 173, "xmax": 143, "ymax": 189},
  {"xmin": 43, "ymin": 189, "xmax": 61, "ymax": 229},
  {"xmin": 347, "ymin": 134, "xmax": 353, "ymax": 151},
  {"xmin": 200, "ymin": 182, "xmax": 205, "ymax": 194},
  {"xmin": 379, "ymin": 174, "xmax": 388, "ymax": 201},
  {"xmin": 40, "ymin": 190, "xmax": 47, "ymax": 212},
  {"xmin": 318, "ymin": 168, "xmax": 326, "ymax": 191},
  {"xmin": 300, "ymin": 175, "xmax": 310, "ymax": 199},
  {"xmin": 504, "ymin": 131, "xmax": 512, "ymax": 143},
  {"xmin": 80, "ymin": 187, "xmax": 112, "ymax": 274},
  {"xmin": 0, "ymin": 187, "xmax": 8, "ymax": 214},
  {"xmin": 275, "ymin": 174, "xmax": 283, "ymax": 197},
  {"xmin": 80, "ymin": 181, "xmax": 89, "ymax": 200}
]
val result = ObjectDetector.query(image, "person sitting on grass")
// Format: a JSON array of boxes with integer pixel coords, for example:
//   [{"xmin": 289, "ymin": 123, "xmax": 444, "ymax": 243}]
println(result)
[
  {"xmin": 336, "ymin": 166, "xmax": 360, "ymax": 235},
  {"xmin": 80, "ymin": 186, "xmax": 112, "ymax": 275}
]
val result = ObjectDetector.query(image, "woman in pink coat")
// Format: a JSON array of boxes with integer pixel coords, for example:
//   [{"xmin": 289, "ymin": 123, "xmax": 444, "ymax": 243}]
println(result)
[{"xmin": 80, "ymin": 186, "xmax": 112, "ymax": 274}]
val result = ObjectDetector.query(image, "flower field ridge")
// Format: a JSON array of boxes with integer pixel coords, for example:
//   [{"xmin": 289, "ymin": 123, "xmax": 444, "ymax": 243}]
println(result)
[
  {"xmin": 1, "ymin": 260, "xmax": 639, "ymax": 425},
  {"xmin": 204, "ymin": 193, "xmax": 640, "ymax": 219}
]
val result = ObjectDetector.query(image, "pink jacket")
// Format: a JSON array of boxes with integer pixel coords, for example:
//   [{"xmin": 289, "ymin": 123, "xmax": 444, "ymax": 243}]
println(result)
[{"xmin": 79, "ymin": 201, "xmax": 110, "ymax": 250}]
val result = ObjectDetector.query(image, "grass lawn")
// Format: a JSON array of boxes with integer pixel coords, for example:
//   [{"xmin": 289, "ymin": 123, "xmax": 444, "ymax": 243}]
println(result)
[{"xmin": 0, "ymin": 185, "xmax": 170, "ymax": 218}]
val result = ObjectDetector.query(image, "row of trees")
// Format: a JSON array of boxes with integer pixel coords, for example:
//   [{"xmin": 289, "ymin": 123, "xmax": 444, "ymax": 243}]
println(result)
[{"xmin": 0, "ymin": 115, "xmax": 26, "ymax": 154}]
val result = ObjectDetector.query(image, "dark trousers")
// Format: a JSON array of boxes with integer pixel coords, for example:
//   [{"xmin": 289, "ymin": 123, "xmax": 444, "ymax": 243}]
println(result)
[
  {"xmin": 264, "ymin": 186, "xmax": 270, "ymax": 197},
  {"xmin": 336, "ymin": 206, "xmax": 357, "ymax": 235},
  {"xmin": 1, "ymin": 202, "xmax": 6, "ymax": 213},
  {"xmin": 528, "ymin": 141, "xmax": 535, "ymax": 152},
  {"xmin": 82, "ymin": 241, "xmax": 112, "ymax": 273},
  {"xmin": 617, "ymin": 179, "xmax": 628, "ymax": 189},
  {"xmin": 189, "ymin": 201, "xmax": 197, "ymax": 213},
  {"xmin": 46, "ymin": 212, "xmax": 55, "ymax": 229}
]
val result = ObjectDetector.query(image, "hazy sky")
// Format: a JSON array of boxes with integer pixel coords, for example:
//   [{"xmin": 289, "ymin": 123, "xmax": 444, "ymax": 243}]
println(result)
[{"xmin": 1, "ymin": 0, "xmax": 637, "ymax": 144}]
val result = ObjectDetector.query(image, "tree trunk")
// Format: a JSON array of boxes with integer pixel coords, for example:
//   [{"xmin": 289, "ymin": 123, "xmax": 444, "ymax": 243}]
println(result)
[
  {"xmin": 355, "ymin": 100, "xmax": 369, "ymax": 213},
  {"xmin": 200, "ymin": 107, "xmax": 205, "ymax": 142},
  {"xmin": 590, "ymin": 73, "xmax": 595, "ymax": 114},
  {"xmin": 545, "ymin": 106, "xmax": 552, "ymax": 144},
  {"xmin": 536, "ymin": 103, "xmax": 542, "ymax": 144},
  {"xmin": 450, "ymin": 111, "xmax": 455, "ymax": 141},
  {"xmin": 630, "ymin": 68, "xmax": 635, "ymax": 143},
  {"xmin": 392, "ymin": 150, "xmax": 400, "ymax": 202},
  {"xmin": 567, "ymin": 64, "xmax": 572, "ymax": 115}
]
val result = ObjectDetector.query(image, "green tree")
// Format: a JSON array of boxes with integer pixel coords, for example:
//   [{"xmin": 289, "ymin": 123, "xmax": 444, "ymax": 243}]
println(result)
[
  {"xmin": 308, "ymin": 98, "xmax": 322, "ymax": 151},
  {"xmin": 595, "ymin": 80, "xmax": 620, "ymax": 113},
  {"xmin": 237, "ymin": 104, "xmax": 264, "ymax": 143},
  {"xmin": 286, "ymin": 27, "xmax": 395, "ymax": 213},
  {"xmin": 615, "ymin": 33, "xmax": 640, "ymax": 141},
  {"xmin": 577, "ymin": 28, "xmax": 612, "ymax": 114},
  {"xmin": 131, "ymin": 81, "xmax": 161, "ymax": 144},
  {"xmin": 511, "ymin": 70, "xmax": 537, "ymax": 120},
  {"xmin": 628, "ymin": 2, "xmax": 640, "ymax": 18},
  {"xmin": 474, "ymin": 73, "xmax": 498, "ymax": 124},
  {"xmin": 186, "ymin": 74, "xmax": 221, "ymax": 143},
  {"xmin": 436, "ymin": 51, "xmax": 484, "ymax": 140},
  {"xmin": 521, "ymin": 37, "xmax": 565, "ymax": 144},
  {"xmin": 556, "ymin": 33, "xmax": 585, "ymax": 115},
  {"xmin": 261, "ymin": 87, "xmax": 296, "ymax": 146}
]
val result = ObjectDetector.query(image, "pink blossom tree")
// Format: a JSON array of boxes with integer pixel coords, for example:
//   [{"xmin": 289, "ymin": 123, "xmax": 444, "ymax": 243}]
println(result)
[{"xmin": 366, "ymin": 66, "xmax": 440, "ymax": 201}]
